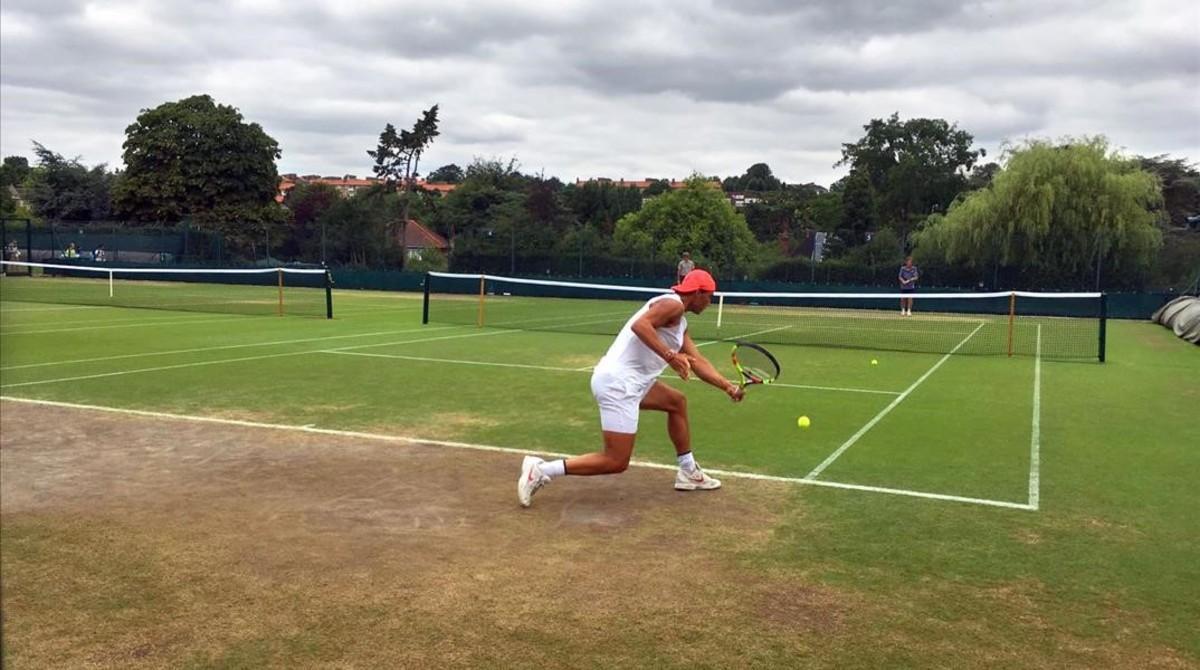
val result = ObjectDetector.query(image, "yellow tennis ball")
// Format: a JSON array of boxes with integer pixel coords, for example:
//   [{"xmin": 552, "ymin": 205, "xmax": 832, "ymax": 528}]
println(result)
[
  {"xmin": 871, "ymin": 359, "xmax": 879, "ymax": 366},
  {"xmin": 797, "ymin": 416, "xmax": 811, "ymax": 429}
]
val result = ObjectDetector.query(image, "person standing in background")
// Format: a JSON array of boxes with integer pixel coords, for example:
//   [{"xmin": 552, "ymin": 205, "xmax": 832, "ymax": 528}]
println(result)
[{"xmin": 676, "ymin": 252, "xmax": 695, "ymax": 284}]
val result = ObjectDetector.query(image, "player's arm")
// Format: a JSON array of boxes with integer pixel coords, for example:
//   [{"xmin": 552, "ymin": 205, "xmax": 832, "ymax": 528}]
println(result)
[
  {"xmin": 680, "ymin": 332, "xmax": 744, "ymax": 402},
  {"xmin": 631, "ymin": 299, "xmax": 691, "ymax": 379}
]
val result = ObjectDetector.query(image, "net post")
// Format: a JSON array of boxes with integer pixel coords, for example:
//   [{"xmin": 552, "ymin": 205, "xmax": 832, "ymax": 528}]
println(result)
[
  {"xmin": 422, "ymin": 272, "xmax": 431, "ymax": 324},
  {"xmin": 324, "ymin": 268, "xmax": 334, "ymax": 319},
  {"xmin": 717, "ymin": 294, "xmax": 725, "ymax": 330},
  {"xmin": 477, "ymin": 275, "xmax": 485, "ymax": 328},
  {"xmin": 1007, "ymin": 292, "xmax": 1016, "ymax": 357},
  {"xmin": 277, "ymin": 268, "xmax": 284, "ymax": 316},
  {"xmin": 109, "ymin": 269, "xmax": 114, "ymax": 298},
  {"xmin": 1098, "ymin": 292, "xmax": 1107, "ymax": 362},
  {"xmin": 24, "ymin": 218, "xmax": 33, "ymax": 273}
]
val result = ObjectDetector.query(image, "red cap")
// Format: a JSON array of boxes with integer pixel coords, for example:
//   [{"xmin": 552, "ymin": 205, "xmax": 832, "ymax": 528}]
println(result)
[{"xmin": 672, "ymin": 269, "xmax": 717, "ymax": 293}]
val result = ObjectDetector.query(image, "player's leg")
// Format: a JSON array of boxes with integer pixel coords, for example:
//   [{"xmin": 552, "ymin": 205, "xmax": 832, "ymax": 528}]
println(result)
[
  {"xmin": 559, "ymin": 431, "xmax": 637, "ymax": 475},
  {"xmin": 639, "ymin": 381, "xmax": 690, "ymax": 456},
  {"xmin": 640, "ymin": 381, "xmax": 721, "ymax": 491}
]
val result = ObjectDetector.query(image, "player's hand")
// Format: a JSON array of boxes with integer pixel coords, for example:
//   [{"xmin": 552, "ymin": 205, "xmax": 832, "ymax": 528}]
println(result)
[
  {"xmin": 726, "ymin": 383, "xmax": 745, "ymax": 403},
  {"xmin": 668, "ymin": 352, "xmax": 691, "ymax": 380}
]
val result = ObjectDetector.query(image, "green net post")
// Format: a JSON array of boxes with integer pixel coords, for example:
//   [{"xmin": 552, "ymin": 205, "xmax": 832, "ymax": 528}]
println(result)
[
  {"xmin": 1099, "ymin": 293, "xmax": 1107, "ymax": 362},
  {"xmin": 325, "ymin": 268, "xmax": 334, "ymax": 319},
  {"xmin": 422, "ymin": 272, "xmax": 431, "ymax": 324}
]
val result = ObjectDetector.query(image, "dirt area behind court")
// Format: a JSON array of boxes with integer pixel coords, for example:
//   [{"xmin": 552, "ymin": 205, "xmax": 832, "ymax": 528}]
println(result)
[{"xmin": 1, "ymin": 399, "xmax": 850, "ymax": 669}]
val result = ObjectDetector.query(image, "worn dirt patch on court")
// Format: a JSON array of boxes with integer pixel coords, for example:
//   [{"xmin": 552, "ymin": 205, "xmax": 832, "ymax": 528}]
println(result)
[{"xmin": 0, "ymin": 399, "xmax": 846, "ymax": 668}]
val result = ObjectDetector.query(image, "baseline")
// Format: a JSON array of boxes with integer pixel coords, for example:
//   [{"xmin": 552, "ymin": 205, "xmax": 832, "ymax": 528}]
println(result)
[{"xmin": 0, "ymin": 395, "xmax": 1035, "ymax": 511}]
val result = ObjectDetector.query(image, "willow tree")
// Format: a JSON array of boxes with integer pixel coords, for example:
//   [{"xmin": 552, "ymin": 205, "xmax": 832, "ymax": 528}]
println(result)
[{"xmin": 913, "ymin": 137, "xmax": 1163, "ymax": 289}]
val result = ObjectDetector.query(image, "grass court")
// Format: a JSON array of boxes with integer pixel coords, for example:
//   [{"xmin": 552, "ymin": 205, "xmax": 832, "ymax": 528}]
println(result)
[{"xmin": 1, "ymin": 275, "xmax": 1197, "ymax": 668}]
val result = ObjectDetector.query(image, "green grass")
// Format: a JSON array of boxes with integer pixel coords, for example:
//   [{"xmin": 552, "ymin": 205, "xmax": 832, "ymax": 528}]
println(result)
[{"xmin": 2, "ymin": 285, "xmax": 1198, "ymax": 666}]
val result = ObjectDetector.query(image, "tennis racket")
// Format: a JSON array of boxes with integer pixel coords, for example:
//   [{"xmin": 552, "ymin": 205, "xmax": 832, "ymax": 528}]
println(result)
[{"xmin": 731, "ymin": 340, "xmax": 781, "ymax": 389}]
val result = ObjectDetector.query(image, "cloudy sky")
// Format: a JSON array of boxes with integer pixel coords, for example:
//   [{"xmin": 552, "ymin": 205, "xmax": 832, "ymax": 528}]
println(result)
[{"xmin": 1, "ymin": 0, "xmax": 1197, "ymax": 187}]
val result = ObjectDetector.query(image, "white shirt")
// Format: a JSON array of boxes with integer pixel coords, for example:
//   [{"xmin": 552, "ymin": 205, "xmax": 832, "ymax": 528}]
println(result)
[{"xmin": 594, "ymin": 294, "xmax": 687, "ymax": 389}]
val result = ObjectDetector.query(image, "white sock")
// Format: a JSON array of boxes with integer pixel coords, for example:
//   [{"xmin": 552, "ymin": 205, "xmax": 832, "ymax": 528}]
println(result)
[
  {"xmin": 541, "ymin": 459, "xmax": 566, "ymax": 479},
  {"xmin": 677, "ymin": 451, "xmax": 697, "ymax": 471}
]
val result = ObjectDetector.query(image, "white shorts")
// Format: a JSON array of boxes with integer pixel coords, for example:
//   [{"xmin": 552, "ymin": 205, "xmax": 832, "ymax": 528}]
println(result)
[{"xmin": 590, "ymin": 368, "xmax": 654, "ymax": 434}]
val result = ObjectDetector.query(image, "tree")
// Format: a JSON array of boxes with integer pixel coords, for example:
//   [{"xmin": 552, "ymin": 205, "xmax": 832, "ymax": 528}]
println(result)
[
  {"xmin": 281, "ymin": 181, "xmax": 341, "ymax": 261},
  {"xmin": 644, "ymin": 179, "xmax": 671, "ymax": 196},
  {"xmin": 723, "ymin": 163, "xmax": 784, "ymax": 192},
  {"xmin": 836, "ymin": 168, "xmax": 876, "ymax": 250},
  {"xmin": 1137, "ymin": 155, "xmax": 1200, "ymax": 228},
  {"xmin": 368, "ymin": 104, "xmax": 440, "ymax": 269},
  {"xmin": 317, "ymin": 189, "xmax": 398, "ymax": 266},
  {"xmin": 837, "ymin": 113, "xmax": 984, "ymax": 242},
  {"xmin": 613, "ymin": 175, "xmax": 756, "ymax": 277},
  {"xmin": 563, "ymin": 179, "xmax": 643, "ymax": 233},
  {"xmin": 24, "ymin": 142, "xmax": 114, "ymax": 221},
  {"xmin": 112, "ymin": 95, "xmax": 283, "ymax": 256},
  {"xmin": 436, "ymin": 157, "xmax": 528, "ymax": 259},
  {"xmin": 912, "ymin": 137, "xmax": 1163, "ymax": 290},
  {"xmin": 1, "ymin": 156, "xmax": 33, "ymax": 218},
  {"xmin": 966, "ymin": 162, "xmax": 1001, "ymax": 191},
  {"xmin": 426, "ymin": 163, "xmax": 464, "ymax": 184}
]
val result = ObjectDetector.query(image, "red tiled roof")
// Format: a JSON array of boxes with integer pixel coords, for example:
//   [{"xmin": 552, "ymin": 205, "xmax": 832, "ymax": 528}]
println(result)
[
  {"xmin": 277, "ymin": 176, "xmax": 457, "ymax": 203},
  {"xmin": 400, "ymin": 219, "xmax": 449, "ymax": 250},
  {"xmin": 574, "ymin": 178, "xmax": 717, "ymax": 190}
]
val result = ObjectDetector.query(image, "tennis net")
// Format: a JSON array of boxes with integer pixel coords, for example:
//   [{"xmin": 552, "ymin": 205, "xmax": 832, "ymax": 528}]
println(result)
[
  {"xmin": 423, "ymin": 272, "xmax": 1106, "ymax": 360},
  {"xmin": 1, "ymin": 261, "xmax": 334, "ymax": 318}
]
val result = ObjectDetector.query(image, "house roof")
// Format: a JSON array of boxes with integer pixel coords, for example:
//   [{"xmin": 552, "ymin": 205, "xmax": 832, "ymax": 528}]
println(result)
[
  {"xmin": 277, "ymin": 176, "xmax": 457, "ymax": 203},
  {"xmin": 401, "ymin": 219, "xmax": 449, "ymax": 250},
  {"xmin": 574, "ymin": 178, "xmax": 719, "ymax": 190}
]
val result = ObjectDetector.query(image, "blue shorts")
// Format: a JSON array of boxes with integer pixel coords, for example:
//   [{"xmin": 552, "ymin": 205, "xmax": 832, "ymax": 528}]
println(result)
[{"xmin": 900, "ymin": 287, "xmax": 916, "ymax": 294}]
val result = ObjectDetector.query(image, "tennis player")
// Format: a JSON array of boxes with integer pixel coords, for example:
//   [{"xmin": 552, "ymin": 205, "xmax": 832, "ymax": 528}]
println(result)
[{"xmin": 518, "ymin": 269, "xmax": 744, "ymax": 507}]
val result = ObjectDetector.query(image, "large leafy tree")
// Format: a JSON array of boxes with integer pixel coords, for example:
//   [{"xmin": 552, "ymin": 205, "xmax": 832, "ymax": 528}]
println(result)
[
  {"xmin": 281, "ymin": 181, "xmax": 341, "ymax": 261},
  {"xmin": 368, "ymin": 104, "xmax": 440, "ymax": 268},
  {"xmin": 112, "ymin": 95, "xmax": 283, "ymax": 255},
  {"xmin": 0, "ymin": 158, "xmax": 25, "ymax": 218},
  {"xmin": 836, "ymin": 168, "xmax": 876, "ymax": 250},
  {"xmin": 317, "ymin": 188, "xmax": 399, "ymax": 266},
  {"xmin": 913, "ymin": 137, "xmax": 1163, "ymax": 289},
  {"xmin": 563, "ymin": 180, "xmax": 643, "ymax": 233},
  {"xmin": 426, "ymin": 163, "xmax": 464, "ymax": 184},
  {"xmin": 24, "ymin": 142, "xmax": 114, "ymax": 221},
  {"xmin": 722, "ymin": 163, "xmax": 784, "ymax": 192},
  {"xmin": 837, "ymin": 113, "xmax": 984, "ymax": 242},
  {"xmin": 1137, "ymin": 155, "xmax": 1200, "ymax": 228},
  {"xmin": 613, "ymin": 176, "xmax": 756, "ymax": 277},
  {"xmin": 436, "ymin": 158, "xmax": 527, "ymax": 258}
]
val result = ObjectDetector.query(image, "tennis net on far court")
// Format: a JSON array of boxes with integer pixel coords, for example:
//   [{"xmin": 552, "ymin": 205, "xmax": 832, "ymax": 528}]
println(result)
[
  {"xmin": 0, "ymin": 261, "xmax": 334, "ymax": 318},
  {"xmin": 422, "ymin": 272, "xmax": 1106, "ymax": 360}
]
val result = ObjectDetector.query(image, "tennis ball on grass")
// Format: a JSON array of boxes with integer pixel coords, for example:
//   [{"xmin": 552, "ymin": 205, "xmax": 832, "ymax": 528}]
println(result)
[
  {"xmin": 797, "ymin": 416, "xmax": 811, "ymax": 429},
  {"xmin": 871, "ymin": 359, "xmax": 879, "ymax": 366}
]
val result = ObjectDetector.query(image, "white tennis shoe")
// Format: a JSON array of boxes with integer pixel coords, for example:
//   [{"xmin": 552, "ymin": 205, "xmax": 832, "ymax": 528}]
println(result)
[
  {"xmin": 674, "ymin": 466, "xmax": 721, "ymax": 491},
  {"xmin": 517, "ymin": 455, "xmax": 551, "ymax": 507}
]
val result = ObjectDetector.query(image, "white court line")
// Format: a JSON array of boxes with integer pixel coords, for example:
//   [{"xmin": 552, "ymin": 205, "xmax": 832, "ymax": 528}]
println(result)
[
  {"xmin": 324, "ymin": 350, "xmax": 583, "ymax": 372},
  {"xmin": 1028, "ymin": 325, "xmax": 1042, "ymax": 510},
  {"xmin": 322, "ymin": 349, "xmax": 900, "ymax": 396},
  {"xmin": 0, "ymin": 314, "xmax": 263, "ymax": 336},
  {"xmin": 0, "ymin": 326, "xmax": 461, "ymax": 371},
  {"xmin": 770, "ymin": 382, "xmax": 899, "ymax": 396},
  {"xmin": 0, "ymin": 327, "xmax": 520, "ymax": 389},
  {"xmin": 326, "ymin": 348, "xmax": 902, "ymax": 396},
  {"xmin": 324, "ymin": 314, "xmax": 628, "ymax": 354},
  {"xmin": 804, "ymin": 321, "xmax": 986, "ymax": 480},
  {"xmin": 0, "ymin": 303, "xmax": 108, "ymax": 313},
  {"xmin": 0, "ymin": 395, "xmax": 1035, "ymax": 511}
]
